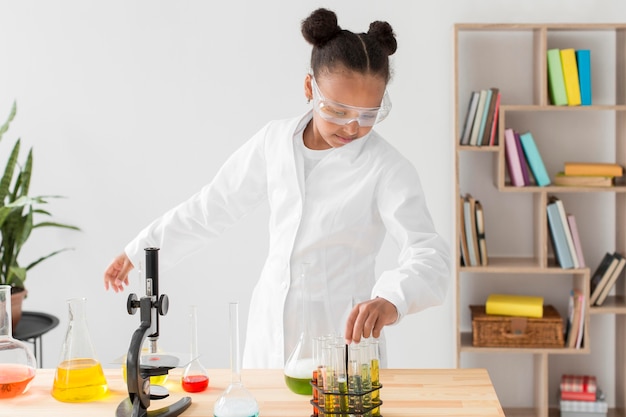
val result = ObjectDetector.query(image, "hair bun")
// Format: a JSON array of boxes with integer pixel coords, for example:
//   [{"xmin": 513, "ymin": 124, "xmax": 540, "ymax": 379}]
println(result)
[
  {"xmin": 301, "ymin": 8, "xmax": 342, "ymax": 48},
  {"xmin": 368, "ymin": 21, "xmax": 397, "ymax": 56}
]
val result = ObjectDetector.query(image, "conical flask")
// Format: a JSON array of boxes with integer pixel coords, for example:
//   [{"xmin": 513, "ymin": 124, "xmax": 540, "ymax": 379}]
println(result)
[
  {"xmin": 181, "ymin": 305, "xmax": 209, "ymax": 393},
  {"xmin": 213, "ymin": 302, "xmax": 259, "ymax": 417},
  {"xmin": 52, "ymin": 297, "xmax": 108, "ymax": 402},
  {"xmin": 284, "ymin": 263, "xmax": 335, "ymax": 395},
  {"xmin": 0, "ymin": 285, "xmax": 36, "ymax": 399}
]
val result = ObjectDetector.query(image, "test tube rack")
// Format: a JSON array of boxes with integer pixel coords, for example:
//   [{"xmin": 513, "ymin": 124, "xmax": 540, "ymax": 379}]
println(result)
[{"xmin": 309, "ymin": 381, "xmax": 383, "ymax": 417}]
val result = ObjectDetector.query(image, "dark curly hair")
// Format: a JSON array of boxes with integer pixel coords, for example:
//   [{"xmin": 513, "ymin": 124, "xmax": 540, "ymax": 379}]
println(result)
[{"xmin": 301, "ymin": 8, "xmax": 397, "ymax": 83}]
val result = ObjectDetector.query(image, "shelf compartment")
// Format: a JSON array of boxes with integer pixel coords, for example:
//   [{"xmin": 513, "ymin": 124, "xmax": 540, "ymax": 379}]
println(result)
[{"xmin": 460, "ymin": 332, "xmax": 590, "ymax": 354}]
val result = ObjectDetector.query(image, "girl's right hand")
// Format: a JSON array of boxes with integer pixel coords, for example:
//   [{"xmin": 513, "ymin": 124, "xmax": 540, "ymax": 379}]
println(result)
[{"xmin": 104, "ymin": 253, "xmax": 134, "ymax": 292}]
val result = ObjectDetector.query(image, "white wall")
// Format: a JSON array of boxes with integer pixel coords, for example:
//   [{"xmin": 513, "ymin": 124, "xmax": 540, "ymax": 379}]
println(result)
[{"xmin": 1, "ymin": 0, "xmax": 626, "ymax": 409}]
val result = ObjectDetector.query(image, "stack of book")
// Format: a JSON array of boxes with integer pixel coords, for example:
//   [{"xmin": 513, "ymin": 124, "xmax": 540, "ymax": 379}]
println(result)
[
  {"xmin": 547, "ymin": 48, "xmax": 592, "ymax": 106},
  {"xmin": 485, "ymin": 293, "xmax": 543, "ymax": 318},
  {"xmin": 458, "ymin": 193, "xmax": 487, "ymax": 267},
  {"xmin": 546, "ymin": 196, "xmax": 585, "ymax": 269},
  {"xmin": 459, "ymin": 87, "xmax": 501, "ymax": 146},
  {"xmin": 504, "ymin": 128, "xmax": 550, "ymax": 187},
  {"xmin": 560, "ymin": 375, "xmax": 607, "ymax": 417},
  {"xmin": 554, "ymin": 162, "xmax": 624, "ymax": 187},
  {"xmin": 589, "ymin": 252, "xmax": 626, "ymax": 306}
]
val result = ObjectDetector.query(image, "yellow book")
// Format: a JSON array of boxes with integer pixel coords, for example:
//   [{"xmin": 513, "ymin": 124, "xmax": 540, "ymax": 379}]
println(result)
[
  {"xmin": 485, "ymin": 294, "xmax": 544, "ymax": 318},
  {"xmin": 564, "ymin": 162, "xmax": 624, "ymax": 177},
  {"xmin": 560, "ymin": 48, "xmax": 582, "ymax": 106}
]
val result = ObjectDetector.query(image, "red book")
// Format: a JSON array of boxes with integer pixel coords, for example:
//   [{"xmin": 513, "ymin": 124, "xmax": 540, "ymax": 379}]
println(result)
[{"xmin": 560, "ymin": 390, "xmax": 596, "ymax": 401}]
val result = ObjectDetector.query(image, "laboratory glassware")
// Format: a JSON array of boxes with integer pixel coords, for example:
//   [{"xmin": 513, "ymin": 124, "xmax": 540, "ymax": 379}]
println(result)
[
  {"xmin": 284, "ymin": 263, "xmax": 335, "ymax": 395},
  {"xmin": 0, "ymin": 285, "xmax": 36, "ymax": 399},
  {"xmin": 213, "ymin": 302, "xmax": 259, "ymax": 417},
  {"xmin": 52, "ymin": 297, "xmax": 108, "ymax": 402},
  {"xmin": 181, "ymin": 305, "xmax": 209, "ymax": 393}
]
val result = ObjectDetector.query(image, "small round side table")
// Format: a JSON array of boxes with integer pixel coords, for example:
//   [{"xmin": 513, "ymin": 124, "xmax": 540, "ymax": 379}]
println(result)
[{"xmin": 13, "ymin": 311, "xmax": 60, "ymax": 368}]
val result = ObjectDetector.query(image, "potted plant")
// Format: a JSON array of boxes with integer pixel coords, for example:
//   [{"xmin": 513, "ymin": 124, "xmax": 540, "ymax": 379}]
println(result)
[{"xmin": 0, "ymin": 101, "xmax": 80, "ymax": 327}]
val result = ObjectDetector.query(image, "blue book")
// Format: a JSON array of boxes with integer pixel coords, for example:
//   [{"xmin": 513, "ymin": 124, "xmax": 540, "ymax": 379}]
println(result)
[
  {"xmin": 476, "ymin": 89, "xmax": 492, "ymax": 146},
  {"xmin": 576, "ymin": 49, "xmax": 592, "ymax": 106},
  {"xmin": 547, "ymin": 202, "xmax": 574, "ymax": 269},
  {"xmin": 519, "ymin": 132, "xmax": 551, "ymax": 186}
]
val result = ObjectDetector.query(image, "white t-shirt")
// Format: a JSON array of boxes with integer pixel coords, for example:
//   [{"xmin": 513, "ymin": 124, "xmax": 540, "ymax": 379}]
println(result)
[{"xmin": 294, "ymin": 130, "xmax": 333, "ymax": 180}]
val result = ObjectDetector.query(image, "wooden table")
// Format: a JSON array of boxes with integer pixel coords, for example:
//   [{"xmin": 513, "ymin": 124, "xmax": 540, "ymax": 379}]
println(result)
[{"xmin": 2, "ymin": 368, "xmax": 505, "ymax": 417}]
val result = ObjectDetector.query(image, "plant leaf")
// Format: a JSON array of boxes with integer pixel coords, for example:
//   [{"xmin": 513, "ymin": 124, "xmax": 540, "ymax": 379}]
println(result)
[
  {"xmin": 0, "ymin": 101, "xmax": 16, "ymax": 142},
  {"xmin": 25, "ymin": 248, "xmax": 74, "ymax": 271}
]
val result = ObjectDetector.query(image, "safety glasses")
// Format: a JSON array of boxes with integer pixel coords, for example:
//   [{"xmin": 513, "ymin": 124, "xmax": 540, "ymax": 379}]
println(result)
[{"xmin": 311, "ymin": 76, "xmax": 392, "ymax": 127}]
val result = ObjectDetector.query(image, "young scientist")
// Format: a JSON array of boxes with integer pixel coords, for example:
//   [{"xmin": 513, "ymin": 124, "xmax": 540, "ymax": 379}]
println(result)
[{"xmin": 103, "ymin": 8, "xmax": 450, "ymax": 368}]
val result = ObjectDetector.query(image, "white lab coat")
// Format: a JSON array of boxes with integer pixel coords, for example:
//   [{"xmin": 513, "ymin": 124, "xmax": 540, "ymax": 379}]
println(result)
[{"xmin": 125, "ymin": 111, "xmax": 450, "ymax": 369}]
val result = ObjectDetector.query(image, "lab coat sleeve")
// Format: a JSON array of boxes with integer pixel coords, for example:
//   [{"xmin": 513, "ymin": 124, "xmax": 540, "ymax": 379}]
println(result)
[
  {"xmin": 124, "ymin": 124, "xmax": 270, "ymax": 271},
  {"xmin": 371, "ymin": 159, "xmax": 451, "ymax": 322}
]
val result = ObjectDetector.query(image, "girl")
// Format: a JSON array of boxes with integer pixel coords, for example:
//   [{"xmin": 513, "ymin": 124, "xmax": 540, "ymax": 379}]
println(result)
[{"xmin": 104, "ymin": 8, "xmax": 450, "ymax": 368}]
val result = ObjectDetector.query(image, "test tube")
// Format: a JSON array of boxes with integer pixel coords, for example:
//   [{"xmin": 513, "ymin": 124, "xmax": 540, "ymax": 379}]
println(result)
[
  {"xmin": 370, "ymin": 339, "xmax": 381, "ymax": 417},
  {"xmin": 359, "ymin": 339, "xmax": 372, "ymax": 416},
  {"xmin": 312, "ymin": 337, "xmax": 319, "ymax": 416},
  {"xmin": 348, "ymin": 343, "xmax": 362, "ymax": 413},
  {"xmin": 333, "ymin": 343, "xmax": 348, "ymax": 413},
  {"xmin": 322, "ymin": 341, "xmax": 334, "ymax": 413}
]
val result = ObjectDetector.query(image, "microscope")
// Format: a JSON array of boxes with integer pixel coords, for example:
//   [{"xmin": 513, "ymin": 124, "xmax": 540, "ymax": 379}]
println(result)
[{"xmin": 116, "ymin": 248, "xmax": 192, "ymax": 417}]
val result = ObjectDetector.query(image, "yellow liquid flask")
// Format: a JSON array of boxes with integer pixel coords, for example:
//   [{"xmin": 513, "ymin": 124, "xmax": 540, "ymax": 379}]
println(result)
[{"xmin": 52, "ymin": 298, "xmax": 107, "ymax": 402}]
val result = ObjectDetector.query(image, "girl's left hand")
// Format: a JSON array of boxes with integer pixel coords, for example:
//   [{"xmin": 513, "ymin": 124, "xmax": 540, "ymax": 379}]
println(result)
[{"xmin": 344, "ymin": 297, "xmax": 398, "ymax": 344}]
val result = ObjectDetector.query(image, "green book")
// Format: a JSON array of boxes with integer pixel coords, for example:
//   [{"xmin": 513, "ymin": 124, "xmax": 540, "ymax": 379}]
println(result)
[{"xmin": 547, "ymin": 49, "xmax": 568, "ymax": 106}]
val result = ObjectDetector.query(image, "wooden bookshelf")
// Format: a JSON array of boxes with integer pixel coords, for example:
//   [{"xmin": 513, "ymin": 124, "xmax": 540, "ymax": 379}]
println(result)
[{"xmin": 454, "ymin": 23, "xmax": 626, "ymax": 417}]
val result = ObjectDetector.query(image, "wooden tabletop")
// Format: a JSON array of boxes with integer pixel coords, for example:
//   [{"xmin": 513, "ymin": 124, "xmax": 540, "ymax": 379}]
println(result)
[{"xmin": 2, "ymin": 368, "xmax": 505, "ymax": 417}]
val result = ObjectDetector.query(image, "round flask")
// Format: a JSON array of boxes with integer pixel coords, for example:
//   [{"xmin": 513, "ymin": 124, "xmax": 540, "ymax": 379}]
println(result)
[{"xmin": 0, "ymin": 285, "xmax": 36, "ymax": 399}]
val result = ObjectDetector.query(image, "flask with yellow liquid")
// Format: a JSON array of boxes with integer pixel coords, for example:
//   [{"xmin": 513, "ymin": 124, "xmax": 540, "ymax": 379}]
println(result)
[{"xmin": 52, "ymin": 297, "xmax": 108, "ymax": 402}]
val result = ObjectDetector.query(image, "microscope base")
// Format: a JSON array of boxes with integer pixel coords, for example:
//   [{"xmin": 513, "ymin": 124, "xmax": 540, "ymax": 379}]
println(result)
[{"xmin": 115, "ymin": 396, "xmax": 192, "ymax": 417}]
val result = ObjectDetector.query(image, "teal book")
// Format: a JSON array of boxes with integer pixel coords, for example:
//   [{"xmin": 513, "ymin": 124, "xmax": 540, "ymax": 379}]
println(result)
[
  {"xmin": 476, "ymin": 89, "xmax": 492, "ymax": 146},
  {"xmin": 519, "ymin": 132, "xmax": 551, "ymax": 186},
  {"xmin": 547, "ymin": 202, "xmax": 574, "ymax": 269},
  {"xmin": 547, "ymin": 49, "xmax": 568, "ymax": 106},
  {"xmin": 576, "ymin": 49, "xmax": 592, "ymax": 105}
]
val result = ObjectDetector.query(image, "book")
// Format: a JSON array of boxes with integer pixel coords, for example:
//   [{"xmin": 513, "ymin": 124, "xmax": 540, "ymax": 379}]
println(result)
[
  {"xmin": 564, "ymin": 162, "xmax": 624, "ymax": 177},
  {"xmin": 547, "ymin": 201, "xmax": 574, "ymax": 269},
  {"xmin": 460, "ymin": 91, "xmax": 479, "ymax": 145},
  {"xmin": 481, "ymin": 88, "xmax": 499, "ymax": 146},
  {"xmin": 504, "ymin": 128, "xmax": 525, "ymax": 187},
  {"xmin": 575, "ymin": 291, "xmax": 586, "ymax": 348},
  {"xmin": 463, "ymin": 194, "xmax": 480, "ymax": 267},
  {"xmin": 566, "ymin": 289, "xmax": 584, "ymax": 348},
  {"xmin": 475, "ymin": 200, "xmax": 488, "ymax": 266},
  {"xmin": 485, "ymin": 293, "xmax": 544, "ymax": 318},
  {"xmin": 561, "ymin": 375, "xmax": 597, "ymax": 394},
  {"xmin": 567, "ymin": 214, "xmax": 586, "ymax": 268},
  {"xmin": 487, "ymin": 90, "xmax": 501, "ymax": 146},
  {"xmin": 589, "ymin": 253, "xmax": 619, "ymax": 305},
  {"xmin": 595, "ymin": 252, "xmax": 626, "ymax": 306},
  {"xmin": 519, "ymin": 131, "xmax": 551, "ymax": 186},
  {"xmin": 576, "ymin": 49, "xmax": 592, "ymax": 105},
  {"xmin": 514, "ymin": 131, "xmax": 531, "ymax": 185},
  {"xmin": 547, "ymin": 48, "xmax": 568, "ymax": 106},
  {"xmin": 469, "ymin": 90, "xmax": 488, "ymax": 146},
  {"xmin": 554, "ymin": 172, "xmax": 613, "ymax": 187},
  {"xmin": 476, "ymin": 89, "xmax": 493, "ymax": 146},
  {"xmin": 553, "ymin": 197, "xmax": 580, "ymax": 268},
  {"xmin": 561, "ymin": 48, "xmax": 582, "ymax": 106},
  {"xmin": 561, "ymin": 390, "xmax": 596, "ymax": 402},
  {"xmin": 458, "ymin": 195, "xmax": 470, "ymax": 266}
]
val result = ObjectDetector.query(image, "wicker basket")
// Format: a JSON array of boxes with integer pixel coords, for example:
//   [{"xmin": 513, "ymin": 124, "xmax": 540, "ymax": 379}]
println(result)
[{"xmin": 470, "ymin": 305, "xmax": 565, "ymax": 348}]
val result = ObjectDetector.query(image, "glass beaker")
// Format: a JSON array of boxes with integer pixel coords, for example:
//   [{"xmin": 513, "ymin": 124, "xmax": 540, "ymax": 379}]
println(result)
[
  {"xmin": 284, "ymin": 263, "xmax": 334, "ymax": 395},
  {"xmin": 182, "ymin": 305, "xmax": 209, "ymax": 393},
  {"xmin": 213, "ymin": 302, "xmax": 259, "ymax": 417},
  {"xmin": 0, "ymin": 285, "xmax": 36, "ymax": 399},
  {"xmin": 52, "ymin": 297, "xmax": 108, "ymax": 402}
]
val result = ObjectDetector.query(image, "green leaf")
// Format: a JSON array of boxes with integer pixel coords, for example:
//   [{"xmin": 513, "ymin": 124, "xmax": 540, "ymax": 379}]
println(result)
[
  {"xmin": 0, "ymin": 101, "xmax": 16, "ymax": 142},
  {"xmin": 25, "ymin": 248, "xmax": 74, "ymax": 271},
  {"xmin": 0, "ymin": 140, "xmax": 20, "ymax": 205}
]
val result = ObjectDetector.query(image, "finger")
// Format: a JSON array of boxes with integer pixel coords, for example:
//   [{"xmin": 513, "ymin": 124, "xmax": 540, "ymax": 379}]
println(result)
[{"xmin": 344, "ymin": 307, "xmax": 359, "ymax": 344}]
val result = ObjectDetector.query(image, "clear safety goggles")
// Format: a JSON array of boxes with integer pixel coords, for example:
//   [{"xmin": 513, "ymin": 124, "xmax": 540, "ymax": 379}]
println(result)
[{"xmin": 311, "ymin": 76, "xmax": 392, "ymax": 127}]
